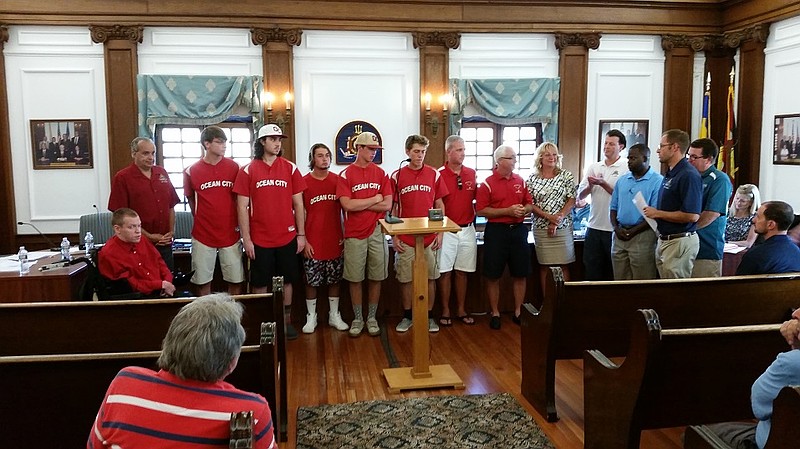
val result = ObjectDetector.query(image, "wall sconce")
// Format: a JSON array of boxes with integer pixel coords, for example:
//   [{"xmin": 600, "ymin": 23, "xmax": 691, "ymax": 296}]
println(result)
[
  {"xmin": 264, "ymin": 91, "xmax": 292, "ymax": 130},
  {"xmin": 423, "ymin": 92, "xmax": 451, "ymax": 137}
]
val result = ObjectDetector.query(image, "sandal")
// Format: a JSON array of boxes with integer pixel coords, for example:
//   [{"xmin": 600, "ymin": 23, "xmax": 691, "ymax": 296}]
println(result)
[
  {"xmin": 439, "ymin": 316, "xmax": 453, "ymax": 326},
  {"xmin": 457, "ymin": 314, "xmax": 475, "ymax": 325}
]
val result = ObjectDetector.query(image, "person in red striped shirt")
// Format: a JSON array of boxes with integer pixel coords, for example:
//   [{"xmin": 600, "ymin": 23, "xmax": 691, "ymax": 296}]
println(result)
[{"xmin": 87, "ymin": 294, "xmax": 278, "ymax": 449}]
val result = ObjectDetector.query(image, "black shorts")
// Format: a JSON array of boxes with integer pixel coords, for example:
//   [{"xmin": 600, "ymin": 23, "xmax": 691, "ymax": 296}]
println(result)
[
  {"xmin": 251, "ymin": 240, "xmax": 300, "ymax": 287},
  {"xmin": 482, "ymin": 222, "xmax": 531, "ymax": 279}
]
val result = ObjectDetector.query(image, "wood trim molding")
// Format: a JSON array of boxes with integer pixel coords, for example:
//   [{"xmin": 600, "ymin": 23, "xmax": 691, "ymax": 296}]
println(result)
[
  {"xmin": 554, "ymin": 33, "xmax": 601, "ymax": 51},
  {"xmin": 250, "ymin": 27, "xmax": 303, "ymax": 47},
  {"xmin": 722, "ymin": 23, "xmax": 770, "ymax": 48},
  {"xmin": 412, "ymin": 31, "xmax": 460, "ymax": 50},
  {"xmin": 417, "ymin": 36, "xmax": 454, "ymax": 168},
  {"xmin": 661, "ymin": 34, "xmax": 716, "ymax": 52},
  {"xmin": 0, "ymin": 25, "xmax": 16, "ymax": 254},
  {"xmin": 89, "ymin": 25, "xmax": 143, "ymax": 44}
]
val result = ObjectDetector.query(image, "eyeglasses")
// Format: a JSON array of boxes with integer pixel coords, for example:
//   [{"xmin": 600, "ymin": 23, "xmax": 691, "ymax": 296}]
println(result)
[
  {"xmin": 686, "ymin": 154, "xmax": 705, "ymax": 161},
  {"xmin": 456, "ymin": 175, "xmax": 463, "ymax": 190}
]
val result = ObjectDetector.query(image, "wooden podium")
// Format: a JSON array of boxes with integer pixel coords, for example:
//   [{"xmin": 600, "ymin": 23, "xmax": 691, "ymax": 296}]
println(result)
[{"xmin": 378, "ymin": 217, "xmax": 465, "ymax": 393}]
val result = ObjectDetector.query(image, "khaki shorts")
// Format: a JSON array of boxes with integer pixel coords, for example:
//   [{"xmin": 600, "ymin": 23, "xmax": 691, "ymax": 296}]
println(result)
[
  {"xmin": 190, "ymin": 238, "xmax": 245, "ymax": 285},
  {"xmin": 343, "ymin": 226, "xmax": 389, "ymax": 282},
  {"xmin": 394, "ymin": 240, "xmax": 440, "ymax": 283}
]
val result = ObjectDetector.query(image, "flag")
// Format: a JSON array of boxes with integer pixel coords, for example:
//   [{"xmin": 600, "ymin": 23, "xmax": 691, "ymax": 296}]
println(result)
[
  {"xmin": 699, "ymin": 73, "xmax": 710, "ymax": 139},
  {"xmin": 719, "ymin": 70, "xmax": 738, "ymax": 185}
]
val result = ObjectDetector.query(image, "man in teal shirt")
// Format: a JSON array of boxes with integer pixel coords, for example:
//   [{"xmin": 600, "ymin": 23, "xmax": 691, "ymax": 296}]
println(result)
[{"xmin": 686, "ymin": 138, "xmax": 732, "ymax": 277}]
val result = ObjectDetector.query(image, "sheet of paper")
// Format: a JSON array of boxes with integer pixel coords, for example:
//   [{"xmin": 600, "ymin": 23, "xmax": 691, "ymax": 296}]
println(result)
[
  {"xmin": 723, "ymin": 242, "xmax": 747, "ymax": 254},
  {"xmin": 632, "ymin": 191, "xmax": 659, "ymax": 233}
]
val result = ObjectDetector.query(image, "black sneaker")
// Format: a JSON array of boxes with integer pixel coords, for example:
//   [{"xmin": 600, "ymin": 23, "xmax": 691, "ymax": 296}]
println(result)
[
  {"xmin": 512, "ymin": 314, "xmax": 521, "ymax": 325},
  {"xmin": 490, "ymin": 315, "xmax": 501, "ymax": 330},
  {"xmin": 286, "ymin": 323, "xmax": 299, "ymax": 340}
]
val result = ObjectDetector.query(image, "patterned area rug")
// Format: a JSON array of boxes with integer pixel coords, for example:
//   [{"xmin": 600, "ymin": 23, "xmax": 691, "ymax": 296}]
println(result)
[{"xmin": 296, "ymin": 392, "xmax": 555, "ymax": 448}]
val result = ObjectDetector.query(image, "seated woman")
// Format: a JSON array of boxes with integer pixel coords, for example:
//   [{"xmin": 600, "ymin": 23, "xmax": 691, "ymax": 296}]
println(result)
[{"xmin": 725, "ymin": 183, "xmax": 761, "ymax": 248}]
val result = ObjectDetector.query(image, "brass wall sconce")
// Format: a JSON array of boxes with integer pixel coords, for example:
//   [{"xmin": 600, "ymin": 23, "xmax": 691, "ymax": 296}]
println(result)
[
  {"xmin": 265, "ymin": 91, "xmax": 293, "ymax": 130},
  {"xmin": 423, "ymin": 92, "xmax": 451, "ymax": 137}
]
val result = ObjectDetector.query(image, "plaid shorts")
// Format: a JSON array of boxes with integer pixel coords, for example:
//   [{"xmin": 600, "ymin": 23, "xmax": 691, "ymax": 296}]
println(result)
[{"xmin": 303, "ymin": 256, "xmax": 344, "ymax": 287}]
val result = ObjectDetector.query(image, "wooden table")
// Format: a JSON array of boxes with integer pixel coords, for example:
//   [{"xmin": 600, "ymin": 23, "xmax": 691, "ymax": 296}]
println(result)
[
  {"xmin": 0, "ymin": 254, "xmax": 88, "ymax": 302},
  {"xmin": 378, "ymin": 217, "xmax": 465, "ymax": 393}
]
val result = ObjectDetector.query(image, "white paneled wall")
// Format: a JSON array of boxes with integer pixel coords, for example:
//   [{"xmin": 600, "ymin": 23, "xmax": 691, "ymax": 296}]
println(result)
[
  {"xmin": 761, "ymin": 15, "xmax": 800, "ymax": 208},
  {"xmin": 138, "ymin": 28, "xmax": 262, "ymax": 75},
  {"xmin": 5, "ymin": 26, "xmax": 108, "ymax": 234},
  {"xmin": 585, "ymin": 35, "xmax": 665, "ymax": 172},
  {"xmin": 450, "ymin": 34, "xmax": 558, "ymax": 79},
  {"xmin": 294, "ymin": 31, "xmax": 420, "ymax": 176}
]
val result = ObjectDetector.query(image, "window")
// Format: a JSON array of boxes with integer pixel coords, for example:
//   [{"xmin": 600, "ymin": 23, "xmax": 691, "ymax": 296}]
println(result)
[
  {"xmin": 459, "ymin": 121, "xmax": 543, "ymax": 184},
  {"xmin": 156, "ymin": 123, "xmax": 254, "ymax": 211}
]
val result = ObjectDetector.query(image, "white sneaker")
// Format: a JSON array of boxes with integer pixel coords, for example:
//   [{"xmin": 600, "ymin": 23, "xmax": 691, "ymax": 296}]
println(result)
[
  {"xmin": 428, "ymin": 318, "xmax": 440, "ymax": 333},
  {"xmin": 328, "ymin": 311, "xmax": 349, "ymax": 331},
  {"xmin": 396, "ymin": 318, "xmax": 413, "ymax": 333},
  {"xmin": 302, "ymin": 313, "xmax": 317, "ymax": 334},
  {"xmin": 349, "ymin": 319, "xmax": 364, "ymax": 337},
  {"xmin": 367, "ymin": 318, "xmax": 380, "ymax": 336}
]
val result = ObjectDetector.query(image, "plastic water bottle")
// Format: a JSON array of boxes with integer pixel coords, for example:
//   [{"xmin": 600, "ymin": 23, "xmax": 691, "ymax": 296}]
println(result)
[
  {"xmin": 60, "ymin": 237, "xmax": 71, "ymax": 261},
  {"xmin": 84, "ymin": 231, "xmax": 94, "ymax": 258},
  {"xmin": 18, "ymin": 246, "xmax": 29, "ymax": 275}
]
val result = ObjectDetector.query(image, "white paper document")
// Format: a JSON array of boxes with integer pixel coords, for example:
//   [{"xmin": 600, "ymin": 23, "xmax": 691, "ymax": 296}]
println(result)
[{"xmin": 632, "ymin": 191, "xmax": 659, "ymax": 233}]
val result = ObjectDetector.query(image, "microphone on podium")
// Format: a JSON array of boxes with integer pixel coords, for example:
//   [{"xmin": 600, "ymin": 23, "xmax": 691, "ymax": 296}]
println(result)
[
  {"xmin": 17, "ymin": 221, "xmax": 60, "ymax": 251},
  {"xmin": 385, "ymin": 158, "xmax": 411, "ymax": 224}
]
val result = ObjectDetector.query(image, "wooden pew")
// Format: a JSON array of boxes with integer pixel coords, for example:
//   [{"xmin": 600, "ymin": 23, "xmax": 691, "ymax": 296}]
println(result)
[
  {"xmin": 684, "ymin": 386, "xmax": 800, "ymax": 449},
  {"xmin": 520, "ymin": 267, "xmax": 800, "ymax": 422},
  {"xmin": 0, "ymin": 281, "xmax": 287, "ymax": 447},
  {"xmin": 583, "ymin": 309, "xmax": 787, "ymax": 449}
]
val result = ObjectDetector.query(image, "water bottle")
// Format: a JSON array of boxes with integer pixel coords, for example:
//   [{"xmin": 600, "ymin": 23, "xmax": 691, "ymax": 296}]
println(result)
[
  {"xmin": 18, "ymin": 246, "xmax": 29, "ymax": 275},
  {"xmin": 60, "ymin": 237, "xmax": 71, "ymax": 261},
  {"xmin": 84, "ymin": 231, "xmax": 94, "ymax": 258}
]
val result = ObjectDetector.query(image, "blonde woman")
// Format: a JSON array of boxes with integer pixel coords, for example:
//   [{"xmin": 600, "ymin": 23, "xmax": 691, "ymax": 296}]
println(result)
[
  {"xmin": 725, "ymin": 184, "xmax": 761, "ymax": 248},
  {"xmin": 526, "ymin": 142, "xmax": 576, "ymax": 285}
]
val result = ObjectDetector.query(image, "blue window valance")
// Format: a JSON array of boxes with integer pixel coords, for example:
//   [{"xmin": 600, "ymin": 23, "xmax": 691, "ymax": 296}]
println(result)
[
  {"xmin": 136, "ymin": 75, "xmax": 263, "ymax": 137},
  {"xmin": 449, "ymin": 78, "xmax": 560, "ymax": 143}
]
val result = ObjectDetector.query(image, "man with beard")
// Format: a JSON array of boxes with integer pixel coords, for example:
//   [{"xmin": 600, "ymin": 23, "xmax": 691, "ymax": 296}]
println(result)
[{"xmin": 736, "ymin": 201, "xmax": 800, "ymax": 275}]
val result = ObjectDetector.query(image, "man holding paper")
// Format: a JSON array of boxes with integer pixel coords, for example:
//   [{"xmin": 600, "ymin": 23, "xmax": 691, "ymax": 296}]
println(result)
[{"xmin": 609, "ymin": 144, "xmax": 663, "ymax": 279}]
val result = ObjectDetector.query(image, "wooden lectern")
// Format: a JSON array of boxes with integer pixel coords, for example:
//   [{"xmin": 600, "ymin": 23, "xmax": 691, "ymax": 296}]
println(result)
[{"xmin": 378, "ymin": 217, "xmax": 465, "ymax": 392}]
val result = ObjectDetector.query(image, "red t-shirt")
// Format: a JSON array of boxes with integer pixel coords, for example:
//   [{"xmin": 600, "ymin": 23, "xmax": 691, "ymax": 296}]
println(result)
[
  {"xmin": 392, "ymin": 164, "xmax": 449, "ymax": 247},
  {"xmin": 108, "ymin": 164, "xmax": 180, "ymax": 235},
  {"xmin": 475, "ymin": 170, "xmax": 532, "ymax": 224},
  {"xmin": 98, "ymin": 235, "xmax": 173, "ymax": 294},
  {"xmin": 336, "ymin": 163, "xmax": 393, "ymax": 239},
  {"xmin": 233, "ymin": 157, "xmax": 306, "ymax": 248},
  {"xmin": 184, "ymin": 157, "xmax": 240, "ymax": 248},
  {"xmin": 88, "ymin": 366, "xmax": 277, "ymax": 449},
  {"xmin": 303, "ymin": 172, "xmax": 343, "ymax": 260},
  {"xmin": 438, "ymin": 162, "xmax": 477, "ymax": 225}
]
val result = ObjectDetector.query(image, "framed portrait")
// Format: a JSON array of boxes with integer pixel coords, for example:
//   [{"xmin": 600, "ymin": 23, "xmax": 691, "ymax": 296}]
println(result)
[
  {"xmin": 334, "ymin": 120, "xmax": 383, "ymax": 165},
  {"xmin": 598, "ymin": 120, "xmax": 649, "ymax": 160},
  {"xmin": 773, "ymin": 114, "xmax": 800, "ymax": 165},
  {"xmin": 31, "ymin": 119, "xmax": 93, "ymax": 170}
]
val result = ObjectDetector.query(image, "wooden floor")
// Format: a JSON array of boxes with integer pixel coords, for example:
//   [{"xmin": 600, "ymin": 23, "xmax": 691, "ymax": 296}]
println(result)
[{"xmin": 284, "ymin": 312, "xmax": 685, "ymax": 449}]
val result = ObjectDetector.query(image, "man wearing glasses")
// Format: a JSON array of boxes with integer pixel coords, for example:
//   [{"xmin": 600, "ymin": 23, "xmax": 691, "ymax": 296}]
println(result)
[
  {"xmin": 686, "ymin": 138, "xmax": 733, "ymax": 277},
  {"xmin": 643, "ymin": 129, "xmax": 703, "ymax": 278},
  {"xmin": 436, "ymin": 135, "xmax": 478, "ymax": 326},
  {"xmin": 184, "ymin": 126, "xmax": 244, "ymax": 296}
]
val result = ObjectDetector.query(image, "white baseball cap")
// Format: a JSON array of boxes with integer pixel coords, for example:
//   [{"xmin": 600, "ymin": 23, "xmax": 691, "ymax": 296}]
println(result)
[
  {"xmin": 353, "ymin": 131, "xmax": 382, "ymax": 149},
  {"xmin": 257, "ymin": 124, "xmax": 287, "ymax": 139}
]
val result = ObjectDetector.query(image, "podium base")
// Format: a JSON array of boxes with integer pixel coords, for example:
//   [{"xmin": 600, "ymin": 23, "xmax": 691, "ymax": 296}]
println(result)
[{"xmin": 382, "ymin": 364, "xmax": 465, "ymax": 393}]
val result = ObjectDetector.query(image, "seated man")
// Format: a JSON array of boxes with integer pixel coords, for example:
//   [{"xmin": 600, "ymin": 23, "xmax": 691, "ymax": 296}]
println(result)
[
  {"xmin": 98, "ymin": 207, "xmax": 176, "ymax": 297},
  {"xmin": 87, "ymin": 294, "xmax": 278, "ymax": 448},
  {"xmin": 736, "ymin": 201, "xmax": 800, "ymax": 275},
  {"xmin": 705, "ymin": 308, "xmax": 800, "ymax": 448}
]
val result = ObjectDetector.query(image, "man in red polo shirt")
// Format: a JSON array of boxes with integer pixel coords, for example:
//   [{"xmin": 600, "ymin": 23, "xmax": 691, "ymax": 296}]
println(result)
[
  {"xmin": 336, "ymin": 131, "xmax": 393, "ymax": 337},
  {"xmin": 392, "ymin": 134, "xmax": 448, "ymax": 333},
  {"xmin": 476, "ymin": 145, "xmax": 533, "ymax": 330},
  {"xmin": 437, "ymin": 135, "xmax": 478, "ymax": 326},
  {"xmin": 108, "ymin": 137, "xmax": 180, "ymax": 269},
  {"xmin": 233, "ymin": 124, "xmax": 306, "ymax": 340},
  {"xmin": 301, "ymin": 143, "xmax": 349, "ymax": 333},
  {"xmin": 184, "ymin": 125, "xmax": 244, "ymax": 296}
]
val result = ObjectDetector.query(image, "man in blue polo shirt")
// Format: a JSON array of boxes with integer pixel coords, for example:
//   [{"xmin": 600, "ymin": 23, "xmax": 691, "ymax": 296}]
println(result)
[
  {"xmin": 737, "ymin": 201, "xmax": 800, "ymax": 275},
  {"xmin": 643, "ymin": 129, "xmax": 702, "ymax": 278},
  {"xmin": 609, "ymin": 143, "xmax": 663, "ymax": 280},
  {"xmin": 686, "ymin": 138, "xmax": 733, "ymax": 278}
]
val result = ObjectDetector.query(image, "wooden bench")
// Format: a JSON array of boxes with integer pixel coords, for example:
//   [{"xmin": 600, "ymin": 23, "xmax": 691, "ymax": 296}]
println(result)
[
  {"xmin": 0, "ymin": 282, "xmax": 287, "ymax": 448},
  {"xmin": 684, "ymin": 386, "xmax": 800, "ymax": 449},
  {"xmin": 520, "ymin": 267, "xmax": 800, "ymax": 421},
  {"xmin": 583, "ymin": 308, "xmax": 788, "ymax": 449}
]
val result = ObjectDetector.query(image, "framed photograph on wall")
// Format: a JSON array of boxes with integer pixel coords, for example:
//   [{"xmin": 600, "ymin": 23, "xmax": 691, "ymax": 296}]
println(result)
[
  {"xmin": 334, "ymin": 120, "xmax": 383, "ymax": 165},
  {"xmin": 30, "ymin": 119, "xmax": 93, "ymax": 169},
  {"xmin": 773, "ymin": 114, "xmax": 800, "ymax": 165},
  {"xmin": 598, "ymin": 120, "xmax": 649, "ymax": 160}
]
